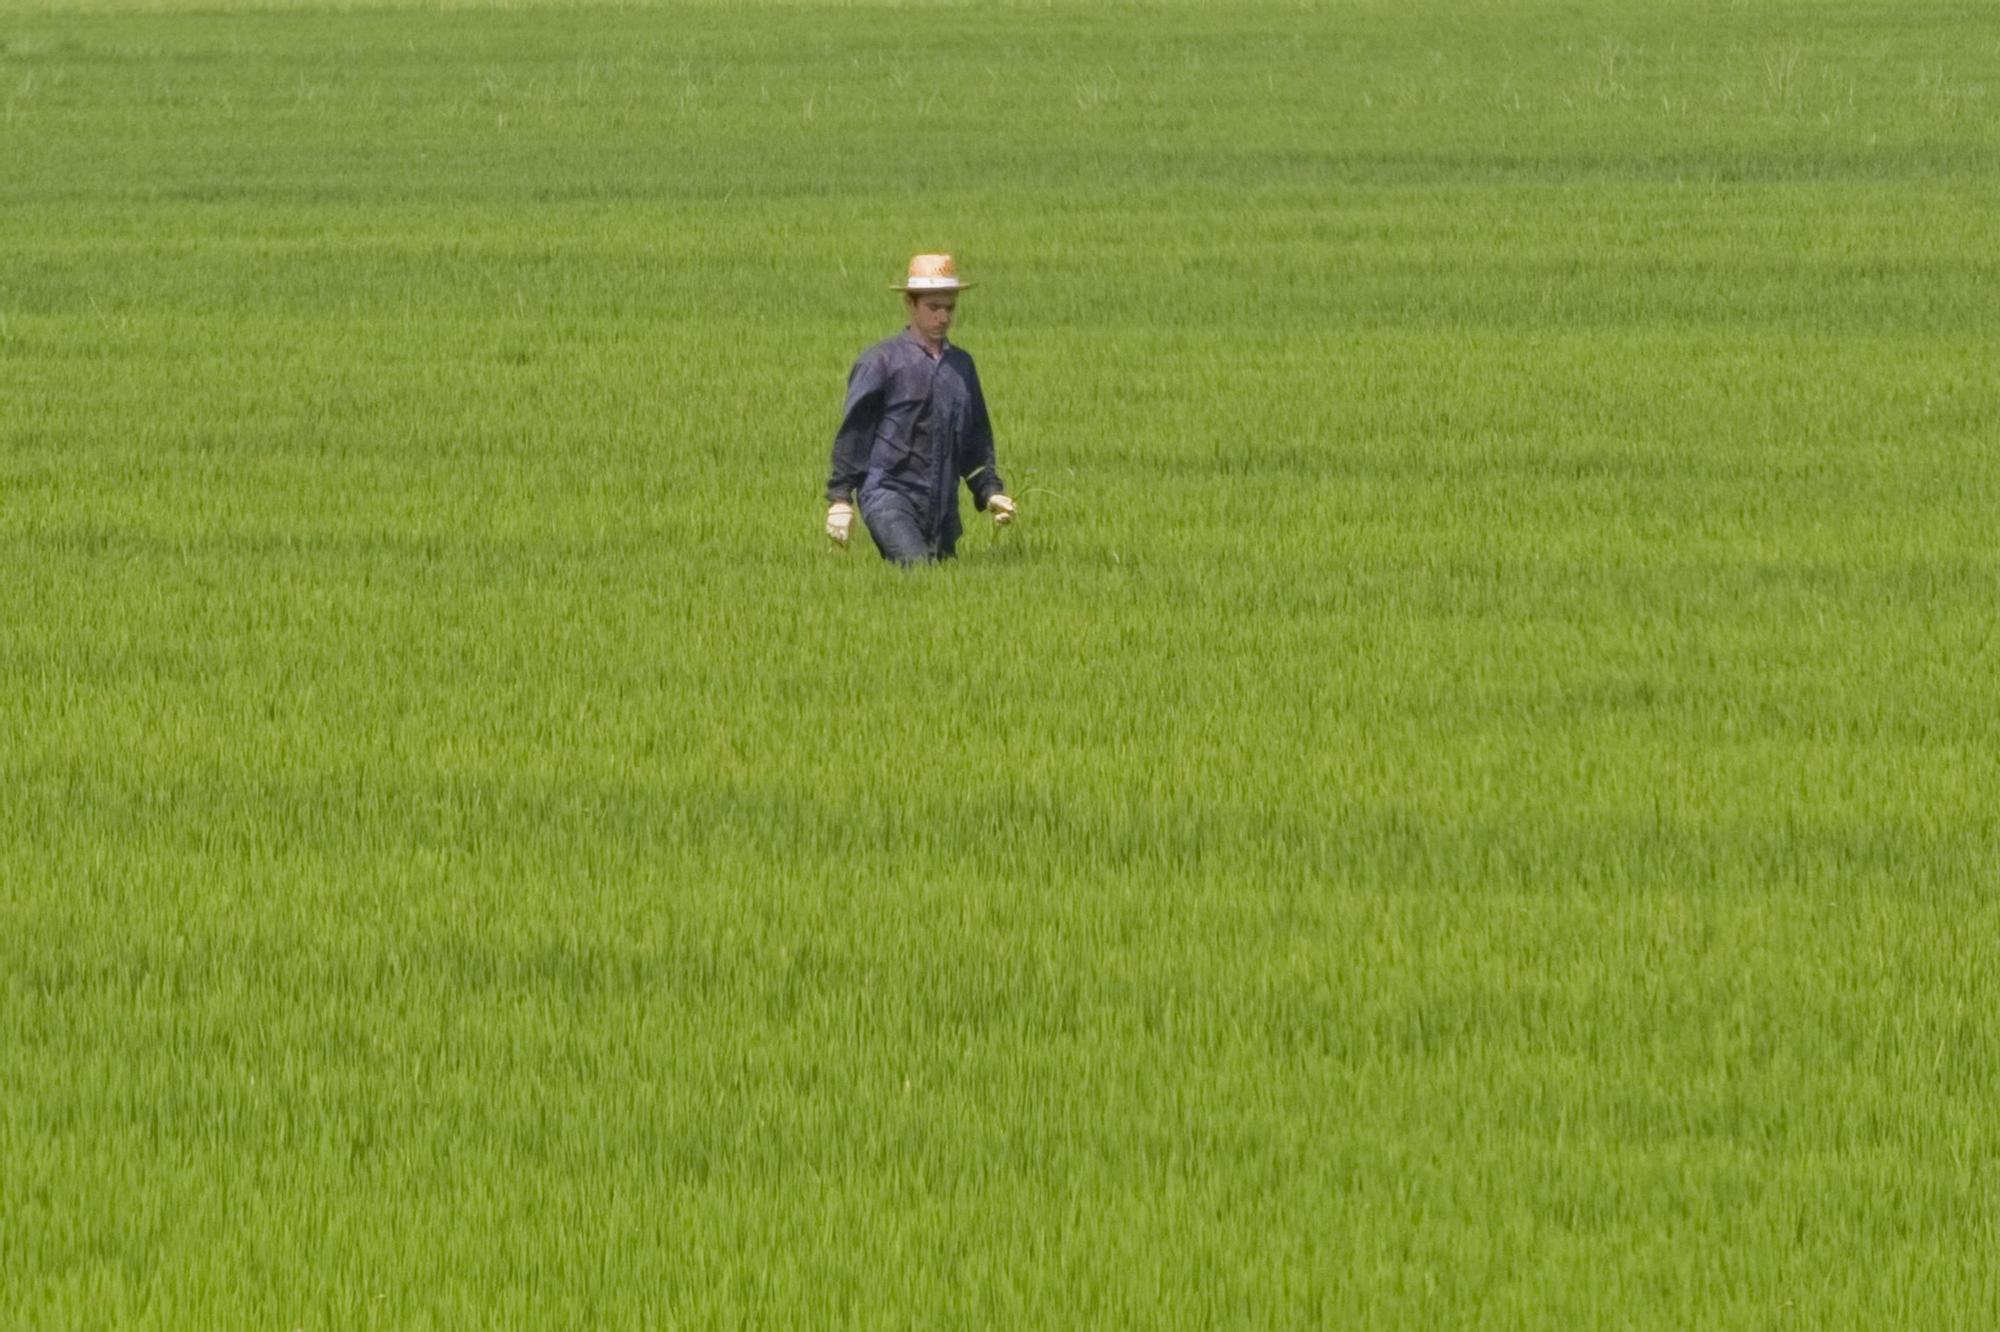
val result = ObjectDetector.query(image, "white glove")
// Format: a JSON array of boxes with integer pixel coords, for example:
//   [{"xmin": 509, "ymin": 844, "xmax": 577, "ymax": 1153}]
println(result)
[
  {"xmin": 988, "ymin": 493, "xmax": 1017, "ymax": 527},
  {"xmin": 826, "ymin": 501, "xmax": 855, "ymax": 546}
]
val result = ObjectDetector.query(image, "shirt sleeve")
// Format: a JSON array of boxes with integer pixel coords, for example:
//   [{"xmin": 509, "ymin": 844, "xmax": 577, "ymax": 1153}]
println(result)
[
  {"xmin": 957, "ymin": 354, "xmax": 1004, "ymax": 509},
  {"xmin": 827, "ymin": 350, "xmax": 885, "ymax": 504}
]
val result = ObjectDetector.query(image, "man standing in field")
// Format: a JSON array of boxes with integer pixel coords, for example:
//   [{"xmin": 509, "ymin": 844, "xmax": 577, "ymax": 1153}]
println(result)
[{"xmin": 824, "ymin": 253, "xmax": 1016, "ymax": 564}]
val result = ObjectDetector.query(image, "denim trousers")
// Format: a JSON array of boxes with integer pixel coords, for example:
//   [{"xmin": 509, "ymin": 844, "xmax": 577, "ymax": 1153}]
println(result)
[{"xmin": 861, "ymin": 496, "xmax": 958, "ymax": 566}]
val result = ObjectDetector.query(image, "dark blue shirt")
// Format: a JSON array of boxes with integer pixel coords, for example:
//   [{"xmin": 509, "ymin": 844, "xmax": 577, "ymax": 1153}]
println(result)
[{"xmin": 826, "ymin": 330, "xmax": 1005, "ymax": 539}]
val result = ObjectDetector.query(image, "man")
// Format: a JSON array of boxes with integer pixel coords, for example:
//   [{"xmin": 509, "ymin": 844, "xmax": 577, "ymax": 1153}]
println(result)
[{"xmin": 824, "ymin": 253, "xmax": 1016, "ymax": 564}]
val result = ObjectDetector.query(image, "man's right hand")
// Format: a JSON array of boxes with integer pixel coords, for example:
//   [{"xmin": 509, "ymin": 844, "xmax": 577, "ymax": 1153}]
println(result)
[{"xmin": 826, "ymin": 501, "xmax": 856, "ymax": 547}]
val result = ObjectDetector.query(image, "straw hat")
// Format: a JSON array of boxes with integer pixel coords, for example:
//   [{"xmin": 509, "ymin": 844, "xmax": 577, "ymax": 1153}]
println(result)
[{"xmin": 892, "ymin": 253, "xmax": 976, "ymax": 293}]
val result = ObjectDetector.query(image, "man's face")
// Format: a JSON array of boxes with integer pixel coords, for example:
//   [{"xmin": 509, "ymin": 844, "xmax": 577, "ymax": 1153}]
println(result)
[{"xmin": 906, "ymin": 292, "xmax": 956, "ymax": 345}]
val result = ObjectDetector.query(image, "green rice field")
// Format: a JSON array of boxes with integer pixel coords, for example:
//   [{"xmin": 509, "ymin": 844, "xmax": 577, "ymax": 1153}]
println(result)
[{"xmin": 4, "ymin": 0, "xmax": 1998, "ymax": 1324}]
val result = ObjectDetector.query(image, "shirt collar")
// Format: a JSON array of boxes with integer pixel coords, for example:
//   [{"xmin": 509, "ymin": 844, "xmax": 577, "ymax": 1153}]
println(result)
[{"xmin": 901, "ymin": 327, "xmax": 948, "ymax": 358}]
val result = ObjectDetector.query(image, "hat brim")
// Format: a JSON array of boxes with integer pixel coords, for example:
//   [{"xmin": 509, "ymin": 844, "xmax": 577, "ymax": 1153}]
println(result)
[{"xmin": 891, "ymin": 279, "xmax": 976, "ymax": 293}]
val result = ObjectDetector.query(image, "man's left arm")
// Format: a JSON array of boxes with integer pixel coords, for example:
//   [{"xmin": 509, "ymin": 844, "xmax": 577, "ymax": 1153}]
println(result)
[{"xmin": 957, "ymin": 355, "xmax": 1008, "ymax": 512}]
